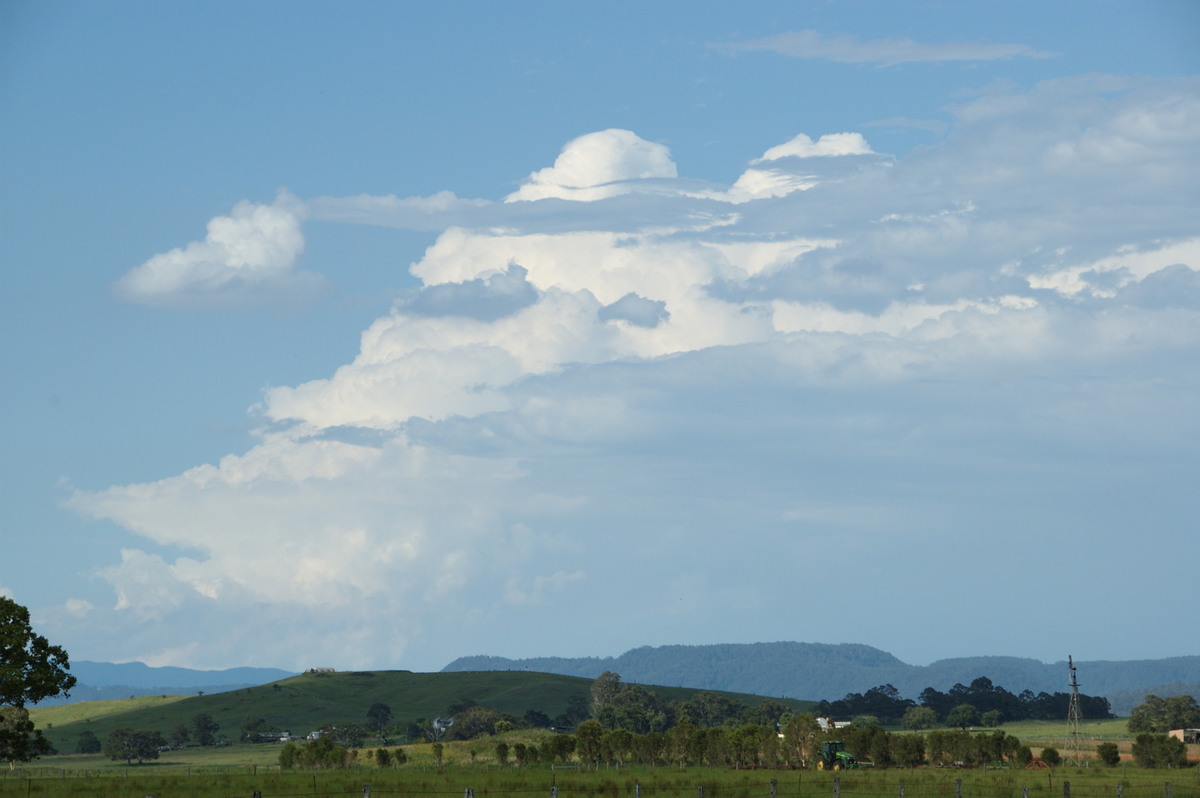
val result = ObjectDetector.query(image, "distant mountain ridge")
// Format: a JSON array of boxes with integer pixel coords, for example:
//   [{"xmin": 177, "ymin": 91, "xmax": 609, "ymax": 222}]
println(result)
[
  {"xmin": 34, "ymin": 660, "xmax": 296, "ymax": 707},
  {"xmin": 443, "ymin": 642, "xmax": 1200, "ymax": 714}
]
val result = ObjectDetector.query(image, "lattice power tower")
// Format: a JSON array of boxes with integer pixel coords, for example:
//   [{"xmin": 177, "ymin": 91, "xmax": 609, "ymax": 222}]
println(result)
[{"xmin": 1065, "ymin": 655, "xmax": 1089, "ymax": 766}]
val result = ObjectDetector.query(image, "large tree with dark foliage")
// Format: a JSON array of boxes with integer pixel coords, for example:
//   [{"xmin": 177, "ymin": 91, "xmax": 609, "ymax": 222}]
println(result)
[{"xmin": 0, "ymin": 597, "xmax": 76, "ymax": 763}]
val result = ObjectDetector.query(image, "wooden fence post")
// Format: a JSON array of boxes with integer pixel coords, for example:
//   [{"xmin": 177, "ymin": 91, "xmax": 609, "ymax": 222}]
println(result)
[
  {"xmin": 1163, "ymin": 782, "xmax": 1171, "ymax": 798},
  {"xmin": 833, "ymin": 776, "xmax": 840, "ymax": 798},
  {"xmin": 955, "ymin": 779, "xmax": 962, "ymax": 798},
  {"xmin": 898, "ymin": 780, "xmax": 905, "ymax": 798},
  {"xmin": 1063, "ymin": 781, "xmax": 1070, "ymax": 798},
  {"xmin": 771, "ymin": 778, "xmax": 778, "ymax": 798}
]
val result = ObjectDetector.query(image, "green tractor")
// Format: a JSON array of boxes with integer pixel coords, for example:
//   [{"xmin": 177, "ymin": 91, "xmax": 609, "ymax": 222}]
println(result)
[{"xmin": 815, "ymin": 741, "xmax": 858, "ymax": 770}]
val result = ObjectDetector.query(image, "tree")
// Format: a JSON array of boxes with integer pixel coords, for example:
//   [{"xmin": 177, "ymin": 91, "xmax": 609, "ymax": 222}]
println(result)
[
  {"xmin": 103, "ymin": 728, "xmax": 165, "ymax": 765},
  {"xmin": 0, "ymin": 707, "xmax": 47, "ymax": 763},
  {"xmin": 524, "ymin": 709, "xmax": 551, "ymax": 728},
  {"xmin": 331, "ymin": 724, "xmax": 367, "ymax": 748},
  {"xmin": 495, "ymin": 740, "xmax": 510, "ymax": 765},
  {"xmin": 1096, "ymin": 741, "xmax": 1120, "ymax": 766},
  {"xmin": 542, "ymin": 733, "xmax": 576, "ymax": 763},
  {"xmin": 679, "ymin": 691, "xmax": 742, "ymax": 727},
  {"xmin": 946, "ymin": 704, "xmax": 979, "ymax": 730},
  {"xmin": 192, "ymin": 713, "xmax": 220, "ymax": 746},
  {"xmin": 591, "ymin": 672, "xmax": 623, "ymax": 715},
  {"xmin": 902, "ymin": 706, "xmax": 938, "ymax": 730},
  {"xmin": 742, "ymin": 699, "xmax": 789, "ymax": 728},
  {"xmin": 575, "ymin": 719, "xmax": 604, "ymax": 766},
  {"xmin": 1040, "ymin": 746, "xmax": 1061, "ymax": 767},
  {"xmin": 447, "ymin": 706, "xmax": 505, "ymax": 740},
  {"xmin": 782, "ymin": 713, "xmax": 821, "ymax": 767},
  {"xmin": 168, "ymin": 723, "xmax": 190, "ymax": 748},
  {"xmin": 76, "ymin": 730, "xmax": 101, "ymax": 754},
  {"xmin": 980, "ymin": 710, "xmax": 1003, "ymax": 727},
  {"xmin": 0, "ymin": 597, "xmax": 77, "ymax": 763},
  {"xmin": 366, "ymin": 702, "xmax": 393, "ymax": 736},
  {"xmin": 1128, "ymin": 694, "xmax": 1200, "ymax": 734},
  {"xmin": 596, "ymin": 684, "xmax": 672, "ymax": 734}
]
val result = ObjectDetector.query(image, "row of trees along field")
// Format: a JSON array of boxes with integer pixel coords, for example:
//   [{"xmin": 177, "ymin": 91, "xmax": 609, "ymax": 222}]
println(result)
[
  {"xmin": 279, "ymin": 713, "xmax": 1190, "ymax": 771},
  {"xmin": 272, "ymin": 671, "xmax": 1192, "ymax": 772},
  {"xmin": 814, "ymin": 677, "xmax": 1115, "ymax": 729}
]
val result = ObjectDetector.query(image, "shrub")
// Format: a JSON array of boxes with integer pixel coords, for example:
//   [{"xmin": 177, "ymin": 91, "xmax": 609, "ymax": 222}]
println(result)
[{"xmin": 1096, "ymin": 741, "xmax": 1120, "ymax": 766}]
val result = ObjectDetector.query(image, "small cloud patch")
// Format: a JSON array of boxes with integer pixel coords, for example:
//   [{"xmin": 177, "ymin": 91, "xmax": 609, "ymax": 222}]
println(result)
[{"xmin": 598, "ymin": 293, "xmax": 670, "ymax": 328}]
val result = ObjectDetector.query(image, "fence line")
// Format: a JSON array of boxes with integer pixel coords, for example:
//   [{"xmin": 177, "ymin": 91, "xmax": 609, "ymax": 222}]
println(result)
[{"xmin": 0, "ymin": 769, "xmax": 1191, "ymax": 798}]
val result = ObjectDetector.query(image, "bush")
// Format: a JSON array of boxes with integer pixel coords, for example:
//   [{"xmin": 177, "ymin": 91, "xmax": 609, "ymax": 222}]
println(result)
[
  {"xmin": 1096, "ymin": 741, "xmax": 1120, "ymax": 766},
  {"xmin": 1131, "ymin": 733, "xmax": 1187, "ymax": 768},
  {"xmin": 279, "ymin": 737, "xmax": 351, "ymax": 769},
  {"xmin": 1041, "ymin": 746, "xmax": 1061, "ymax": 766}
]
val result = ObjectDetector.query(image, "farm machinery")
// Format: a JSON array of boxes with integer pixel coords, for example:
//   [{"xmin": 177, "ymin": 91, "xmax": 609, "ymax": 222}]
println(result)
[{"xmin": 815, "ymin": 740, "xmax": 858, "ymax": 770}]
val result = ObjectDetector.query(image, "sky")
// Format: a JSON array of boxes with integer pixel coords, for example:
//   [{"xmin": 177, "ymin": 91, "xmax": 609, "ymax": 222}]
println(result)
[{"xmin": 2, "ymin": 0, "xmax": 1198, "ymax": 677}]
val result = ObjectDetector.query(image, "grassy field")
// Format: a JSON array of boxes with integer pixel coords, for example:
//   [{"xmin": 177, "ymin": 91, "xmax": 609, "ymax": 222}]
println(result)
[{"xmin": 3, "ymin": 757, "xmax": 1198, "ymax": 798}]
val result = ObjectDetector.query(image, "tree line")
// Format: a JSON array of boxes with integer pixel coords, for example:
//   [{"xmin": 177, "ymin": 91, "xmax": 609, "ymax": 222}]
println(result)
[{"xmin": 815, "ymin": 677, "xmax": 1114, "ymax": 728}]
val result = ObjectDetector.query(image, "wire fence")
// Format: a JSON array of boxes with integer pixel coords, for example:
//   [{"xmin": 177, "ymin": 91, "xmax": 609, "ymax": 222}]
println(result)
[{"xmin": 1, "ymin": 770, "xmax": 1197, "ymax": 798}]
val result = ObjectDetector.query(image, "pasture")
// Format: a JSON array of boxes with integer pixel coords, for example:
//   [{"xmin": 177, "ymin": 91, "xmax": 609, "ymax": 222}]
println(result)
[{"xmin": 2, "ymin": 758, "xmax": 1197, "ymax": 798}]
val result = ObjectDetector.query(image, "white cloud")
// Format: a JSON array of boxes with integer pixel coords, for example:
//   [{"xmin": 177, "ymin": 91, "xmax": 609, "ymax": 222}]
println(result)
[
  {"xmin": 506, "ymin": 129, "xmax": 678, "ymax": 202},
  {"xmin": 115, "ymin": 197, "xmax": 325, "ymax": 308},
  {"xmin": 1027, "ymin": 238, "xmax": 1200, "ymax": 298},
  {"xmin": 715, "ymin": 30, "xmax": 1055, "ymax": 66},
  {"xmin": 68, "ymin": 76, "xmax": 1200, "ymax": 670},
  {"xmin": 64, "ymin": 598, "xmax": 95, "ymax": 617},
  {"xmin": 756, "ymin": 132, "xmax": 874, "ymax": 161}
]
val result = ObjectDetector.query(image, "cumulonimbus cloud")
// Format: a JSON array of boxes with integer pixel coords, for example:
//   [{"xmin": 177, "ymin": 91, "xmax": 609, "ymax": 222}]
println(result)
[{"xmin": 69, "ymin": 76, "xmax": 1200, "ymax": 670}]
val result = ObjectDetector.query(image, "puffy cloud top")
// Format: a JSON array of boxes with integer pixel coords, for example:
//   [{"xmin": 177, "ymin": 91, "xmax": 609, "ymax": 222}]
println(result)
[
  {"xmin": 114, "ymin": 198, "xmax": 323, "ymax": 308},
  {"xmin": 506, "ymin": 129, "xmax": 679, "ymax": 202},
  {"xmin": 756, "ymin": 132, "xmax": 875, "ymax": 161}
]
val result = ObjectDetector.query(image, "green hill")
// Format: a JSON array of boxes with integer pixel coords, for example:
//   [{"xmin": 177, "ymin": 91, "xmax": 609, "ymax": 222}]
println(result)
[{"xmin": 30, "ymin": 669, "xmax": 815, "ymax": 755}]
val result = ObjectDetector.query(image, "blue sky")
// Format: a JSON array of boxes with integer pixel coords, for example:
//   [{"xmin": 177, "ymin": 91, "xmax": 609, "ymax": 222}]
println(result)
[{"xmin": 2, "ymin": 0, "xmax": 1198, "ymax": 676}]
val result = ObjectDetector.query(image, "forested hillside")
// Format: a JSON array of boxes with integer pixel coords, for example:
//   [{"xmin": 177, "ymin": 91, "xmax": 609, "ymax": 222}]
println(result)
[{"xmin": 444, "ymin": 643, "xmax": 1200, "ymax": 710}]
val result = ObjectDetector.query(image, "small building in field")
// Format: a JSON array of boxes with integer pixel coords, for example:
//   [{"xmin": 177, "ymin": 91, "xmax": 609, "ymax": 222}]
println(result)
[{"xmin": 1168, "ymin": 728, "xmax": 1200, "ymax": 744}]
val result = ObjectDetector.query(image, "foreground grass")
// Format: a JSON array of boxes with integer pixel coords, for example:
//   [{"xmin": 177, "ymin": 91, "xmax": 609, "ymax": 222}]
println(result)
[{"xmin": 3, "ymin": 761, "xmax": 1198, "ymax": 798}]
